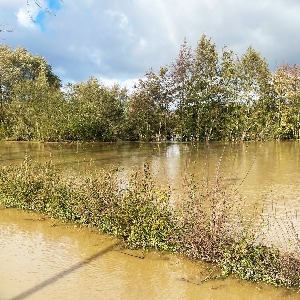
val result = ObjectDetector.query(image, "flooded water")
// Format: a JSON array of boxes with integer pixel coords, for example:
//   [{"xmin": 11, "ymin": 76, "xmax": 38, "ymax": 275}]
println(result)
[
  {"xmin": 0, "ymin": 141, "xmax": 299, "ymax": 299},
  {"xmin": 0, "ymin": 208, "xmax": 299, "ymax": 300}
]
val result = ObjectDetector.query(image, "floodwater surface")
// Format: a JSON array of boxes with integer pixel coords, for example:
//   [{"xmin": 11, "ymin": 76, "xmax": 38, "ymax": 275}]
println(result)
[
  {"xmin": 0, "ymin": 208, "xmax": 299, "ymax": 300},
  {"xmin": 0, "ymin": 141, "xmax": 299, "ymax": 299}
]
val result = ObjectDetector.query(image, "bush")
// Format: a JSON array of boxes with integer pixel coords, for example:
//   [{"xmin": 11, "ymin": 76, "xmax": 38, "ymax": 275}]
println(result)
[{"xmin": 0, "ymin": 158, "xmax": 299, "ymax": 289}]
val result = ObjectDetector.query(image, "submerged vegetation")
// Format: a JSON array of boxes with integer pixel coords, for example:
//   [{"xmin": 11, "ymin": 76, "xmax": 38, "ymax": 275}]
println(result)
[
  {"xmin": 1, "ymin": 34, "xmax": 300, "ymax": 142},
  {"xmin": 0, "ymin": 157, "xmax": 299, "ymax": 289}
]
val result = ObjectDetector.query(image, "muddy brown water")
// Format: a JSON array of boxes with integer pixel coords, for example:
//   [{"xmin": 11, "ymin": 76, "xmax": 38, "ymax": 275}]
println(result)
[
  {"xmin": 0, "ymin": 141, "xmax": 299, "ymax": 299},
  {"xmin": 1, "ymin": 209, "xmax": 299, "ymax": 300}
]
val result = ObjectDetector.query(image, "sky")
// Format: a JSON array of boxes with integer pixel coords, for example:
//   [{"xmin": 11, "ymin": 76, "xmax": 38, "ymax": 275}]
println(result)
[{"xmin": 1, "ymin": 0, "xmax": 300, "ymax": 87}]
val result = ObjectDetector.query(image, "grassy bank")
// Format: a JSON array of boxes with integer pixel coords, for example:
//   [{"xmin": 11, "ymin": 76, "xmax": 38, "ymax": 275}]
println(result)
[{"xmin": 0, "ymin": 157, "xmax": 299, "ymax": 289}]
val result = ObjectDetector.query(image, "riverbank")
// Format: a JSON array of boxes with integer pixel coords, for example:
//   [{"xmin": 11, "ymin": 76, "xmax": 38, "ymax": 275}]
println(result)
[{"xmin": 0, "ymin": 157, "xmax": 299, "ymax": 290}]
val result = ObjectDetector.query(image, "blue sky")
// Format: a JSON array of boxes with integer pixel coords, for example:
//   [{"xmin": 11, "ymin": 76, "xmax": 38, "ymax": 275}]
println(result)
[
  {"xmin": 35, "ymin": 0, "xmax": 61, "ymax": 31},
  {"xmin": 1, "ymin": 0, "xmax": 300, "ymax": 87}
]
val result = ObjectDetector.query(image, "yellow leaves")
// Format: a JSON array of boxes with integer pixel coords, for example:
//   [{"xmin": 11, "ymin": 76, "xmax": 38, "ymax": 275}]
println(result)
[{"xmin": 273, "ymin": 64, "xmax": 300, "ymax": 101}]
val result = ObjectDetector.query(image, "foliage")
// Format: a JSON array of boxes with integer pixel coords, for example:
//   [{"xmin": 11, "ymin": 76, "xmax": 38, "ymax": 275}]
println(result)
[
  {"xmin": 0, "ymin": 158, "xmax": 179, "ymax": 251},
  {"xmin": 0, "ymin": 158, "xmax": 299, "ymax": 289},
  {"xmin": 99, "ymin": 164, "xmax": 180, "ymax": 250},
  {"xmin": 2, "ymin": 77, "xmax": 65, "ymax": 141},
  {"xmin": 124, "ymin": 34, "xmax": 300, "ymax": 142},
  {"xmin": 177, "ymin": 168, "xmax": 241, "ymax": 261},
  {"xmin": 124, "ymin": 68, "xmax": 174, "ymax": 141},
  {"xmin": 1, "ymin": 35, "xmax": 300, "ymax": 142},
  {"xmin": 0, "ymin": 45, "xmax": 60, "ymax": 103},
  {"xmin": 219, "ymin": 235, "xmax": 300, "ymax": 288},
  {"xmin": 0, "ymin": 74, "xmax": 127, "ymax": 141},
  {"xmin": 62, "ymin": 77, "xmax": 126, "ymax": 141},
  {"xmin": 273, "ymin": 65, "xmax": 300, "ymax": 139}
]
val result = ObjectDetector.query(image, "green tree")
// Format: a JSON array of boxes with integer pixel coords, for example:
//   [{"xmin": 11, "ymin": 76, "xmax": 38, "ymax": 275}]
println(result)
[
  {"xmin": 170, "ymin": 38, "xmax": 194, "ymax": 139},
  {"xmin": 65, "ymin": 77, "xmax": 125, "ymax": 141},
  {"xmin": 273, "ymin": 64, "xmax": 300, "ymax": 139},
  {"xmin": 187, "ymin": 34, "xmax": 220, "ymax": 141},
  {"xmin": 125, "ymin": 68, "xmax": 174, "ymax": 141},
  {"xmin": 2, "ymin": 76, "xmax": 65, "ymax": 141},
  {"xmin": 218, "ymin": 47, "xmax": 241, "ymax": 141},
  {"xmin": 0, "ymin": 46, "xmax": 62, "ymax": 140},
  {"xmin": 236, "ymin": 47, "xmax": 273, "ymax": 140},
  {"xmin": 0, "ymin": 45, "xmax": 60, "ymax": 105}
]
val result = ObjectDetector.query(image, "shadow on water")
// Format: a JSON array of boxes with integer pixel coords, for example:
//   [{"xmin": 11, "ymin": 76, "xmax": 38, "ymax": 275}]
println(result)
[{"xmin": 10, "ymin": 241, "xmax": 120, "ymax": 300}]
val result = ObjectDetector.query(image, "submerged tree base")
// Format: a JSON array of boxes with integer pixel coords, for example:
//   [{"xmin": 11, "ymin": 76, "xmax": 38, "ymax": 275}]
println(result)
[{"xmin": 0, "ymin": 157, "xmax": 299, "ymax": 290}]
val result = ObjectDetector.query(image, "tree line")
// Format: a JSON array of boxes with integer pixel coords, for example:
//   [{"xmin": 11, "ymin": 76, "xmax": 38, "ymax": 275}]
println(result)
[{"xmin": 0, "ymin": 35, "xmax": 300, "ymax": 142}]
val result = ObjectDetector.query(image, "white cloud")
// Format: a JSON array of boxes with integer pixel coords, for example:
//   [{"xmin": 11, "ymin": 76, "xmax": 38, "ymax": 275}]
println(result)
[
  {"xmin": 16, "ymin": 0, "xmax": 47, "ymax": 30},
  {"xmin": 136, "ymin": 38, "xmax": 148, "ymax": 52},
  {"xmin": 120, "ymin": 78, "xmax": 139, "ymax": 91},
  {"xmin": 100, "ymin": 77, "xmax": 138, "ymax": 92},
  {"xmin": 16, "ymin": 8, "xmax": 36, "ymax": 29},
  {"xmin": 0, "ymin": 0, "xmax": 23, "ymax": 8},
  {"xmin": 105, "ymin": 10, "xmax": 129, "ymax": 29},
  {"xmin": 2, "ymin": 0, "xmax": 300, "ymax": 83}
]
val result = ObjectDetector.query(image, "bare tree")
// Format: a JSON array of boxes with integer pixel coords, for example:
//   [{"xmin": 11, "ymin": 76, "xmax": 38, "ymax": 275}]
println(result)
[
  {"xmin": 0, "ymin": 25, "xmax": 14, "ymax": 33},
  {"xmin": 26, "ymin": 0, "xmax": 64, "ymax": 17},
  {"xmin": 0, "ymin": 0, "xmax": 63, "ymax": 34}
]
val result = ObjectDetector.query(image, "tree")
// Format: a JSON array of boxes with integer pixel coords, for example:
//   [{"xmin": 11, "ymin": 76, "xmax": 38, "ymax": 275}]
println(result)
[
  {"xmin": 126, "ymin": 69, "xmax": 160, "ymax": 141},
  {"xmin": 218, "ymin": 47, "xmax": 241, "ymax": 141},
  {"xmin": 125, "ymin": 67, "xmax": 174, "ymax": 141},
  {"xmin": 154, "ymin": 67, "xmax": 174, "ymax": 140},
  {"xmin": 186, "ymin": 34, "xmax": 220, "ymax": 141},
  {"xmin": 2, "ymin": 76, "xmax": 65, "ymax": 141},
  {"xmin": 170, "ymin": 38, "xmax": 194, "ymax": 139},
  {"xmin": 0, "ymin": 46, "xmax": 61, "ymax": 140},
  {"xmin": 236, "ymin": 47, "xmax": 273, "ymax": 140},
  {"xmin": 64, "ymin": 77, "xmax": 125, "ymax": 141},
  {"xmin": 273, "ymin": 64, "xmax": 300, "ymax": 139},
  {"xmin": 0, "ymin": 46, "xmax": 61, "ymax": 105}
]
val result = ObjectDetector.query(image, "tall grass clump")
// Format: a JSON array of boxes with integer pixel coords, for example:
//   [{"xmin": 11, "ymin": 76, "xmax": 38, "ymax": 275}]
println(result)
[
  {"xmin": 177, "ymin": 168, "xmax": 241, "ymax": 262},
  {"xmin": 0, "ymin": 157, "xmax": 299, "ymax": 289}
]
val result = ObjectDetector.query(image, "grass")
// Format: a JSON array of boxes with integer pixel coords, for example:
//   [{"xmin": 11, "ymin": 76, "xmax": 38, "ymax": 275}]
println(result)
[{"xmin": 0, "ymin": 156, "xmax": 299, "ymax": 289}]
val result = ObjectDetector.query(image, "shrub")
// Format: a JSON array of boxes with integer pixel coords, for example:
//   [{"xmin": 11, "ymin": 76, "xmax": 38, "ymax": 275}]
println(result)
[{"xmin": 0, "ymin": 158, "xmax": 299, "ymax": 289}]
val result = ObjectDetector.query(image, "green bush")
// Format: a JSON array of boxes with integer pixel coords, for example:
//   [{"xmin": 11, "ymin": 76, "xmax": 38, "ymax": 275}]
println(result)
[
  {"xmin": 0, "ymin": 159, "xmax": 179, "ymax": 252},
  {"xmin": 0, "ymin": 158, "xmax": 299, "ymax": 289}
]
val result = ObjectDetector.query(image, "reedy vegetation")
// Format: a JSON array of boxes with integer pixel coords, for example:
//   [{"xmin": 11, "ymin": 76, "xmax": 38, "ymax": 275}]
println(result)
[
  {"xmin": 0, "ymin": 158, "xmax": 299, "ymax": 289},
  {"xmin": 1, "ymin": 34, "xmax": 300, "ymax": 142}
]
